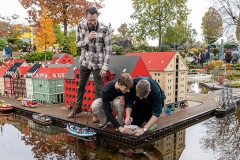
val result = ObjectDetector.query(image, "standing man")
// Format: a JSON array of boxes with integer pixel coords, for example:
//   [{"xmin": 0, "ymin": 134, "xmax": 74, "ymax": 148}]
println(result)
[
  {"xmin": 67, "ymin": 6, "xmax": 112, "ymax": 118},
  {"xmin": 124, "ymin": 77, "xmax": 166, "ymax": 136},
  {"xmin": 8, "ymin": 43, "xmax": 13, "ymax": 57},
  {"xmin": 91, "ymin": 73, "xmax": 133, "ymax": 134}
]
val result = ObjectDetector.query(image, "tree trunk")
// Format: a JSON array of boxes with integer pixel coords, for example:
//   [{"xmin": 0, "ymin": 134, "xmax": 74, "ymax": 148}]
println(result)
[
  {"xmin": 63, "ymin": 18, "xmax": 67, "ymax": 37},
  {"xmin": 63, "ymin": 4, "xmax": 67, "ymax": 37},
  {"xmin": 158, "ymin": 37, "xmax": 161, "ymax": 50}
]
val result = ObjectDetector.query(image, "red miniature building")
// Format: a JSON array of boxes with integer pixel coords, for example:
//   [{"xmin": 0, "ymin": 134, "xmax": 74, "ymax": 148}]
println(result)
[
  {"xmin": 4, "ymin": 62, "xmax": 27, "ymax": 97},
  {"xmin": 52, "ymin": 53, "xmax": 74, "ymax": 64},
  {"xmin": 64, "ymin": 56, "xmax": 150, "ymax": 112}
]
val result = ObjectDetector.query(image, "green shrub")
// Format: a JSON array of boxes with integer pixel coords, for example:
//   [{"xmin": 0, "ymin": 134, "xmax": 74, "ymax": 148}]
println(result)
[
  {"xmin": 236, "ymin": 67, "xmax": 240, "ymax": 70},
  {"xmin": 232, "ymin": 82, "xmax": 240, "ymax": 88},
  {"xmin": 161, "ymin": 45, "xmax": 171, "ymax": 52},
  {"xmin": 24, "ymin": 51, "xmax": 54, "ymax": 63},
  {"xmin": 14, "ymin": 40, "xmax": 24, "ymax": 49},
  {"xmin": 7, "ymin": 38, "xmax": 19, "ymax": 44},
  {"xmin": 112, "ymin": 44, "xmax": 124, "ymax": 55},
  {"xmin": 0, "ymin": 47, "xmax": 3, "ymax": 51},
  {"xmin": 0, "ymin": 38, "xmax": 8, "ymax": 49},
  {"xmin": 233, "ymin": 64, "xmax": 240, "ymax": 67},
  {"xmin": 12, "ymin": 45, "xmax": 19, "ymax": 51}
]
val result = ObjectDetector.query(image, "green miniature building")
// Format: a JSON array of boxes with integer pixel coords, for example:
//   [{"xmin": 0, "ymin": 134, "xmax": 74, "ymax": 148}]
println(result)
[{"xmin": 32, "ymin": 67, "xmax": 70, "ymax": 104}]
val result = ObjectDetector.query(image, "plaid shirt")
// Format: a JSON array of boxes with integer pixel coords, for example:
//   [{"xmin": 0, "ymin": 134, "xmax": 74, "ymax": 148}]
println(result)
[{"xmin": 76, "ymin": 20, "xmax": 112, "ymax": 71}]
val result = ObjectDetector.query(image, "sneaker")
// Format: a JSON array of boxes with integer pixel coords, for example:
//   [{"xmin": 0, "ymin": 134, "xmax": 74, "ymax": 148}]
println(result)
[{"xmin": 98, "ymin": 120, "xmax": 110, "ymax": 129}]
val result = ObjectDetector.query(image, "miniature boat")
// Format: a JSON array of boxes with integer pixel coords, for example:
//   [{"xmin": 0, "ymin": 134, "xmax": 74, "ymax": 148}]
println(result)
[
  {"xmin": 32, "ymin": 113, "xmax": 52, "ymax": 125},
  {"xmin": 0, "ymin": 100, "xmax": 13, "ymax": 112},
  {"xmin": 67, "ymin": 124, "xmax": 96, "ymax": 137}
]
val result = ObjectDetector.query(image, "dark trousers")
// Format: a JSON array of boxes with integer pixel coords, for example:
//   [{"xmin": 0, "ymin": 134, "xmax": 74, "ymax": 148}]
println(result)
[
  {"xmin": 75, "ymin": 65, "xmax": 102, "ymax": 109},
  {"xmin": 131, "ymin": 99, "xmax": 152, "ymax": 127}
]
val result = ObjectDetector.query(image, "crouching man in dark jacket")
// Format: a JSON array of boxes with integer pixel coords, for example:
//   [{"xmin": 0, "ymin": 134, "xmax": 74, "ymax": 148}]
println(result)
[
  {"xmin": 91, "ymin": 73, "xmax": 134, "ymax": 134},
  {"xmin": 124, "ymin": 77, "xmax": 166, "ymax": 136}
]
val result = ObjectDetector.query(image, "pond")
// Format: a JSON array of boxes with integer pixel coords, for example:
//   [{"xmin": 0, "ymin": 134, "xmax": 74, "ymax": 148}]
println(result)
[{"xmin": 1, "ymin": 109, "xmax": 239, "ymax": 160}]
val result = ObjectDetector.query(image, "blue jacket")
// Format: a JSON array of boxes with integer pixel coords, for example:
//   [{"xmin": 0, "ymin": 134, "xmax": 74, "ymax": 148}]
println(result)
[{"xmin": 4, "ymin": 47, "xmax": 10, "ymax": 55}]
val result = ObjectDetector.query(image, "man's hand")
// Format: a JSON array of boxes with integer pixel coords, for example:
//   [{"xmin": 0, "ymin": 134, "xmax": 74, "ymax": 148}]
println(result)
[
  {"xmin": 124, "ymin": 117, "xmax": 133, "ymax": 126},
  {"xmin": 117, "ymin": 96, "xmax": 125, "ymax": 106},
  {"xmin": 88, "ymin": 31, "xmax": 97, "ymax": 40},
  {"xmin": 118, "ymin": 126, "xmax": 131, "ymax": 135},
  {"xmin": 132, "ymin": 128, "xmax": 145, "ymax": 136},
  {"xmin": 99, "ymin": 69, "xmax": 106, "ymax": 77}
]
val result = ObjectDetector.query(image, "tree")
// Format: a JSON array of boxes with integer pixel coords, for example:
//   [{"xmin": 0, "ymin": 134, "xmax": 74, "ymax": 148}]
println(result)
[
  {"xmin": 117, "ymin": 23, "xmax": 129, "ymax": 40},
  {"xmin": 201, "ymin": 7, "xmax": 223, "ymax": 44},
  {"xmin": 19, "ymin": 0, "xmax": 104, "ymax": 36},
  {"xmin": 163, "ymin": 18, "xmax": 196, "ymax": 46},
  {"xmin": 0, "ymin": 14, "xmax": 24, "ymax": 38},
  {"xmin": 130, "ymin": 0, "xmax": 189, "ymax": 49},
  {"xmin": 236, "ymin": 13, "xmax": 240, "ymax": 41},
  {"xmin": 53, "ymin": 24, "xmax": 64, "ymax": 44},
  {"xmin": 108, "ymin": 23, "xmax": 116, "ymax": 42},
  {"xmin": 35, "ymin": 9, "xmax": 56, "ymax": 63}
]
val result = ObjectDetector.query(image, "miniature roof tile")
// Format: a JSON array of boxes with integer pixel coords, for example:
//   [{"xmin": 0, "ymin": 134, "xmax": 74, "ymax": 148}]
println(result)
[
  {"xmin": 64, "ymin": 56, "xmax": 80, "ymax": 79},
  {"xmin": 0, "ymin": 66, "xmax": 10, "ymax": 77},
  {"xmin": 108, "ymin": 55, "xmax": 140, "ymax": 80},
  {"xmin": 4, "ymin": 62, "xmax": 23, "ymax": 77},
  {"xmin": 26, "ymin": 64, "xmax": 42, "ymax": 73},
  {"xmin": 33, "ymin": 67, "xmax": 70, "ymax": 79},
  {"xmin": 125, "ymin": 52, "xmax": 176, "ymax": 71}
]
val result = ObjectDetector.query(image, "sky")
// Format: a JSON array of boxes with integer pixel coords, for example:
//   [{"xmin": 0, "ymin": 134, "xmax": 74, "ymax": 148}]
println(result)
[{"xmin": 0, "ymin": 0, "xmax": 211, "ymax": 46}]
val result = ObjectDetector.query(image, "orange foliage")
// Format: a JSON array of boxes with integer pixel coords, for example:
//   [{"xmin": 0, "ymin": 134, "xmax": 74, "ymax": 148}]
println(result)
[
  {"xmin": 225, "ymin": 63, "xmax": 231, "ymax": 69},
  {"xmin": 19, "ymin": 0, "xmax": 104, "ymax": 36}
]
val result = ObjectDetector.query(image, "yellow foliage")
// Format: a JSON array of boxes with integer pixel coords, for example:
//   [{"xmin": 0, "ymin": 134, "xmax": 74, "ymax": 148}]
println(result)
[
  {"xmin": 189, "ymin": 48, "xmax": 199, "ymax": 54},
  {"xmin": 35, "ymin": 8, "xmax": 56, "ymax": 51},
  {"xmin": 214, "ymin": 60, "xmax": 224, "ymax": 68}
]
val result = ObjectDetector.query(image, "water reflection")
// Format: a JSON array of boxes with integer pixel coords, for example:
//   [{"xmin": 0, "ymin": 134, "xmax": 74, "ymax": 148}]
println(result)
[
  {"xmin": 1, "ymin": 111, "xmax": 239, "ymax": 160},
  {"xmin": 200, "ymin": 108, "xmax": 240, "ymax": 160}
]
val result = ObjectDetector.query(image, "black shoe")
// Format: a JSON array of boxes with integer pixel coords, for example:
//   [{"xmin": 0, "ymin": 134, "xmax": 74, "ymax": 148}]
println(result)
[{"xmin": 98, "ymin": 120, "xmax": 110, "ymax": 129}]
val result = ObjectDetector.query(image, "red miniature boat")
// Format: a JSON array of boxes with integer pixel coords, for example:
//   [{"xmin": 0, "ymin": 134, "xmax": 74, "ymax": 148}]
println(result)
[{"xmin": 0, "ymin": 100, "xmax": 13, "ymax": 112}]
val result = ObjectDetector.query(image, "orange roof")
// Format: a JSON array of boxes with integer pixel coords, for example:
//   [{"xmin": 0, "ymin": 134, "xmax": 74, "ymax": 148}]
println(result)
[
  {"xmin": 125, "ymin": 52, "xmax": 176, "ymax": 71},
  {"xmin": 0, "ymin": 66, "xmax": 10, "ymax": 76},
  {"xmin": 33, "ymin": 67, "xmax": 70, "ymax": 79}
]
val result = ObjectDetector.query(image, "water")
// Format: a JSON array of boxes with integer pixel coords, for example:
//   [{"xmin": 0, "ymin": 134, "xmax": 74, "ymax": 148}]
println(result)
[
  {"xmin": 1, "ymin": 110, "xmax": 239, "ymax": 160},
  {"xmin": 188, "ymin": 81, "xmax": 211, "ymax": 94}
]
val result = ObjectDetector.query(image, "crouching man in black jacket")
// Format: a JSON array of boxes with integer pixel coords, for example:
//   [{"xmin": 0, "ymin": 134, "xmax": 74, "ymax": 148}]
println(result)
[{"xmin": 91, "ymin": 73, "xmax": 133, "ymax": 134}]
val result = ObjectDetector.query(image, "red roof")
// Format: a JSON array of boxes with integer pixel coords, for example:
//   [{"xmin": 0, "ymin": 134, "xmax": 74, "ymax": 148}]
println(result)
[
  {"xmin": 0, "ymin": 66, "xmax": 9, "ymax": 76},
  {"xmin": 18, "ymin": 66, "xmax": 31, "ymax": 75},
  {"xmin": 33, "ymin": 67, "xmax": 70, "ymax": 79},
  {"xmin": 3, "ymin": 59, "xmax": 26, "ymax": 67},
  {"xmin": 125, "ymin": 52, "xmax": 176, "ymax": 71}
]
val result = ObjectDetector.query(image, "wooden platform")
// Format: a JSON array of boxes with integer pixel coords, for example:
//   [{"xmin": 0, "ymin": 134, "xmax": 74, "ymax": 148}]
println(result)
[{"xmin": 0, "ymin": 93, "xmax": 220, "ymax": 147}]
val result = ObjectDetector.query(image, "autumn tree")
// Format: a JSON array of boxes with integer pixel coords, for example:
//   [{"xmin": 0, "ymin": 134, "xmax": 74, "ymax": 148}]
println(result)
[
  {"xmin": 19, "ymin": 0, "xmax": 104, "ymax": 36},
  {"xmin": 0, "ymin": 14, "xmax": 24, "ymax": 38},
  {"xmin": 130, "ymin": 0, "xmax": 189, "ymax": 49},
  {"xmin": 201, "ymin": 7, "xmax": 223, "ymax": 44},
  {"xmin": 35, "ymin": 9, "xmax": 56, "ymax": 63}
]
